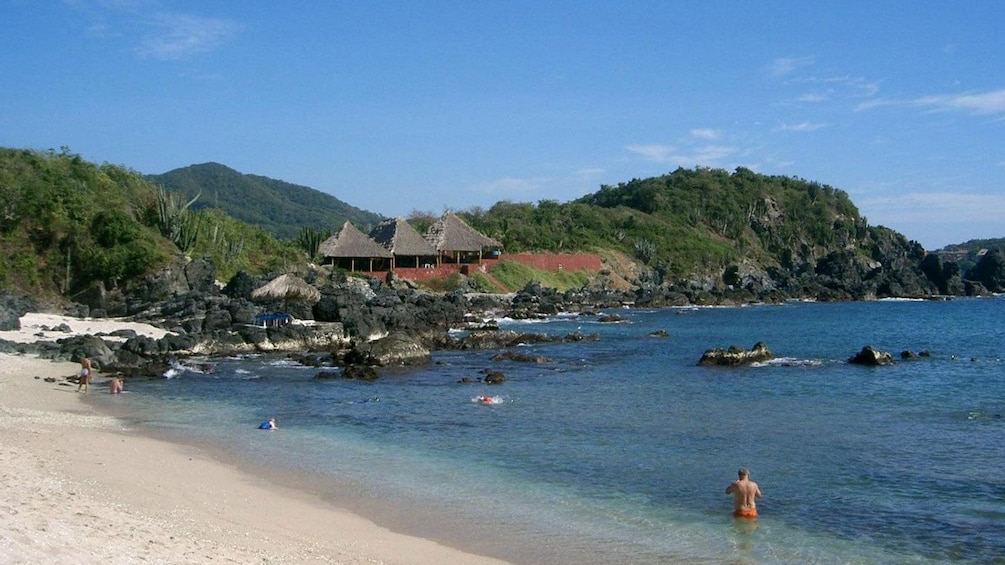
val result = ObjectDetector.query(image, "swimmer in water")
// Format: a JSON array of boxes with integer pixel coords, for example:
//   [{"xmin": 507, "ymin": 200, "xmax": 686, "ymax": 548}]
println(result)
[{"xmin": 725, "ymin": 468, "xmax": 762, "ymax": 518}]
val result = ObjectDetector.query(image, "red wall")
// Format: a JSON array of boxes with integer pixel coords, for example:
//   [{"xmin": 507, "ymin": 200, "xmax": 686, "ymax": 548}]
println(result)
[
  {"xmin": 363, "ymin": 252, "xmax": 603, "ymax": 281},
  {"xmin": 502, "ymin": 253, "xmax": 603, "ymax": 272}
]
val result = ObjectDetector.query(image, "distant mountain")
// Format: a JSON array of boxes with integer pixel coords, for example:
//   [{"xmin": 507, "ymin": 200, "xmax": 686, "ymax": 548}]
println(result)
[
  {"xmin": 147, "ymin": 163, "xmax": 385, "ymax": 240},
  {"xmin": 937, "ymin": 237, "xmax": 1005, "ymax": 255}
]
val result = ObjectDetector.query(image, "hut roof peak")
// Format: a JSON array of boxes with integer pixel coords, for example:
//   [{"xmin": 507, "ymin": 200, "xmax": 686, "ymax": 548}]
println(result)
[
  {"xmin": 319, "ymin": 221, "xmax": 393, "ymax": 258},
  {"xmin": 424, "ymin": 212, "xmax": 502, "ymax": 252}
]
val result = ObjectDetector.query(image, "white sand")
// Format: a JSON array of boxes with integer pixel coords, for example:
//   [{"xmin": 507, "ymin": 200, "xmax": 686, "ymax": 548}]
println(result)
[
  {"xmin": 0, "ymin": 316, "xmax": 512, "ymax": 565},
  {"xmin": 0, "ymin": 312, "xmax": 174, "ymax": 344}
]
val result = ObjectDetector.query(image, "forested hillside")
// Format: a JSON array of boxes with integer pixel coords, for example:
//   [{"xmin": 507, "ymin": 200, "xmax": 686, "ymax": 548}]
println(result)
[
  {"xmin": 3, "ymin": 148, "xmax": 1001, "ymax": 306},
  {"xmin": 0, "ymin": 148, "xmax": 302, "ymax": 304},
  {"xmin": 457, "ymin": 166, "xmax": 1005, "ymax": 299},
  {"xmin": 147, "ymin": 163, "xmax": 384, "ymax": 240},
  {"xmin": 463, "ymin": 167, "xmax": 882, "ymax": 276}
]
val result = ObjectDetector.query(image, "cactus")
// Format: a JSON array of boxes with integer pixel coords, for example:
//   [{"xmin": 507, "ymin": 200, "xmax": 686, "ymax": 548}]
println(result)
[
  {"xmin": 295, "ymin": 226, "xmax": 328, "ymax": 259},
  {"xmin": 155, "ymin": 187, "xmax": 200, "ymax": 249}
]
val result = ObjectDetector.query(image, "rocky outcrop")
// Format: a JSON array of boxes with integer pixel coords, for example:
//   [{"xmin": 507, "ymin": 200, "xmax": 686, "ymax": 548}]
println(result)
[
  {"xmin": 0, "ymin": 292, "xmax": 33, "ymax": 331},
  {"xmin": 969, "ymin": 249, "xmax": 1005, "ymax": 293},
  {"xmin": 698, "ymin": 342, "xmax": 773, "ymax": 366},
  {"xmin": 482, "ymin": 369, "xmax": 506, "ymax": 384},
  {"xmin": 491, "ymin": 351, "xmax": 552, "ymax": 363},
  {"xmin": 848, "ymin": 345, "xmax": 894, "ymax": 366},
  {"xmin": 345, "ymin": 331, "xmax": 431, "ymax": 367},
  {"xmin": 341, "ymin": 365, "xmax": 380, "ymax": 381},
  {"xmin": 443, "ymin": 329, "xmax": 600, "ymax": 350}
]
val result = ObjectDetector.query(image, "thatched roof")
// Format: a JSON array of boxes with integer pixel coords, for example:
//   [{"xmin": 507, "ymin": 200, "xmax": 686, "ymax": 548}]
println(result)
[
  {"xmin": 251, "ymin": 273, "xmax": 321, "ymax": 304},
  {"xmin": 424, "ymin": 213, "xmax": 502, "ymax": 253},
  {"xmin": 319, "ymin": 221, "xmax": 393, "ymax": 259},
  {"xmin": 369, "ymin": 217, "xmax": 438, "ymax": 257}
]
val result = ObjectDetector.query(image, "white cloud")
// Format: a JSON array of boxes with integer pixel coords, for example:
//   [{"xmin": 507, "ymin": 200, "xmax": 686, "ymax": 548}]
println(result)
[
  {"xmin": 684, "ymin": 145, "xmax": 737, "ymax": 164},
  {"xmin": 768, "ymin": 56, "xmax": 815, "ymax": 78},
  {"xmin": 625, "ymin": 144, "xmax": 677, "ymax": 162},
  {"xmin": 857, "ymin": 190, "xmax": 1005, "ymax": 247},
  {"xmin": 821, "ymin": 75, "xmax": 881, "ymax": 98},
  {"xmin": 136, "ymin": 12, "xmax": 242, "ymax": 60},
  {"xmin": 856, "ymin": 88, "xmax": 1005, "ymax": 116},
  {"xmin": 68, "ymin": 1, "xmax": 241, "ymax": 60},
  {"xmin": 860, "ymin": 191, "xmax": 1005, "ymax": 223},
  {"xmin": 626, "ymin": 144, "xmax": 736, "ymax": 166},
  {"xmin": 470, "ymin": 177, "xmax": 539, "ymax": 196},
  {"xmin": 914, "ymin": 88, "xmax": 1005, "ymax": 116},
  {"xmin": 689, "ymin": 128, "xmax": 721, "ymax": 140},
  {"xmin": 795, "ymin": 93, "xmax": 827, "ymax": 103},
  {"xmin": 778, "ymin": 122, "xmax": 825, "ymax": 132}
]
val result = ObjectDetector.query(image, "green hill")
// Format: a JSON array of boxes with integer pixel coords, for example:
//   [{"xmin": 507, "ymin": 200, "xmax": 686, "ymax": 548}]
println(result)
[
  {"xmin": 461, "ymin": 167, "xmax": 880, "ymax": 277},
  {"xmin": 4, "ymin": 147, "xmax": 999, "ymax": 305},
  {"xmin": 147, "ymin": 163, "xmax": 385, "ymax": 240},
  {"xmin": 0, "ymin": 148, "xmax": 304, "ymax": 304}
]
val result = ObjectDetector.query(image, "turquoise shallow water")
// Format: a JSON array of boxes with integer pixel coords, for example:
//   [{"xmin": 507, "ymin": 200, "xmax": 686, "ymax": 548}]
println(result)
[{"xmin": 94, "ymin": 298, "xmax": 1005, "ymax": 564}]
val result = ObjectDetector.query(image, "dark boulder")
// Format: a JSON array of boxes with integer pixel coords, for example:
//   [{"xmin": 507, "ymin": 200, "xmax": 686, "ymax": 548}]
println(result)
[
  {"xmin": 346, "ymin": 331, "xmax": 431, "ymax": 366},
  {"xmin": 0, "ymin": 292, "xmax": 33, "ymax": 331},
  {"xmin": 482, "ymin": 369, "xmax": 506, "ymax": 384},
  {"xmin": 698, "ymin": 342, "xmax": 773, "ymax": 367},
  {"xmin": 450, "ymin": 329, "xmax": 599, "ymax": 350},
  {"xmin": 160, "ymin": 333, "xmax": 201, "ymax": 353},
  {"xmin": 342, "ymin": 365, "xmax": 380, "ymax": 381},
  {"xmin": 227, "ymin": 299, "xmax": 260, "ymax": 325},
  {"xmin": 491, "ymin": 351, "xmax": 551, "ymax": 363},
  {"xmin": 222, "ymin": 271, "xmax": 260, "ymax": 300},
  {"xmin": 58, "ymin": 335, "xmax": 115, "ymax": 369},
  {"xmin": 184, "ymin": 255, "xmax": 217, "ymax": 294},
  {"xmin": 201, "ymin": 305, "xmax": 233, "ymax": 332},
  {"xmin": 848, "ymin": 345, "xmax": 894, "ymax": 366}
]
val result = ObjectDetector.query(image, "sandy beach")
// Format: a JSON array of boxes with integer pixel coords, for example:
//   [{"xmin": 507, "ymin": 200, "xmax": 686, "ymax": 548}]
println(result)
[{"xmin": 0, "ymin": 315, "xmax": 511, "ymax": 564}]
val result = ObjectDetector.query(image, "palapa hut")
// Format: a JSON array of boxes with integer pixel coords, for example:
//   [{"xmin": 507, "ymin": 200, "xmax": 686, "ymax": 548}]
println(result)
[
  {"xmin": 251, "ymin": 273, "xmax": 321, "ymax": 323},
  {"xmin": 318, "ymin": 221, "xmax": 393, "ymax": 271},
  {"xmin": 369, "ymin": 217, "xmax": 439, "ymax": 269},
  {"xmin": 423, "ymin": 212, "xmax": 503, "ymax": 265}
]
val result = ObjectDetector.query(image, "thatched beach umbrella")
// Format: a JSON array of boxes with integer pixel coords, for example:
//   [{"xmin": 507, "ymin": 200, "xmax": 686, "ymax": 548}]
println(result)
[{"xmin": 251, "ymin": 273, "xmax": 320, "ymax": 312}]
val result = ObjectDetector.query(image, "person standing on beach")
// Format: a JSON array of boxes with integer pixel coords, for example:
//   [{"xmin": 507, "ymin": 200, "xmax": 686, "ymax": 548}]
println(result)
[
  {"xmin": 77, "ymin": 357, "xmax": 93, "ymax": 392},
  {"xmin": 725, "ymin": 468, "xmax": 762, "ymax": 518}
]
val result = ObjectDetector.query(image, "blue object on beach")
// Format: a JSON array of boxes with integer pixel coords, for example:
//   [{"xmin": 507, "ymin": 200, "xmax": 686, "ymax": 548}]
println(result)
[
  {"xmin": 254, "ymin": 313, "xmax": 292, "ymax": 327},
  {"xmin": 259, "ymin": 421, "xmax": 272, "ymax": 429}
]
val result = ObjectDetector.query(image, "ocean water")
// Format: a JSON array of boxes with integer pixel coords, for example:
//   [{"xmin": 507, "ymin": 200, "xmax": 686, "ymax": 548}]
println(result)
[{"xmin": 93, "ymin": 298, "xmax": 1005, "ymax": 564}]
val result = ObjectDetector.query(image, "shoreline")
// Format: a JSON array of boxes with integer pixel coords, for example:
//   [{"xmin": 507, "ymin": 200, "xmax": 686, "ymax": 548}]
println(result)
[{"xmin": 0, "ymin": 348, "xmax": 512, "ymax": 564}]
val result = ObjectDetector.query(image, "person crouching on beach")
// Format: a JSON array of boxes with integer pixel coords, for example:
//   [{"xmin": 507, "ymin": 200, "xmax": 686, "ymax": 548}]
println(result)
[
  {"xmin": 725, "ymin": 467, "xmax": 762, "ymax": 519},
  {"xmin": 259, "ymin": 418, "xmax": 277, "ymax": 430},
  {"xmin": 109, "ymin": 377, "xmax": 124, "ymax": 394},
  {"xmin": 77, "ymin": 357, "xmax": 93, "ymax": 392}
]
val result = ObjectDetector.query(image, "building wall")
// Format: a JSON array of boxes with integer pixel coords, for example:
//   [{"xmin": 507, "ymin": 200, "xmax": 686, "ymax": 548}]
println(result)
[{"xmin": 364, "ymin": 252, "xmax": 603, "ymax": 281}]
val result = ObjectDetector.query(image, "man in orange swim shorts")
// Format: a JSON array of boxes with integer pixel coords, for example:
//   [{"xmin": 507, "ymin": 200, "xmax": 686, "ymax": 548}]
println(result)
[{"xmin": 725, "ymin": 467, "xmax": 762, "ymax": 518}]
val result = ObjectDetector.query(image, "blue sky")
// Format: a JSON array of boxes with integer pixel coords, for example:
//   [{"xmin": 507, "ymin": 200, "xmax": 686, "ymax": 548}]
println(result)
[{"xmin": 3, "ymin": 1, "xmax": 1003, "ymax": 249}]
